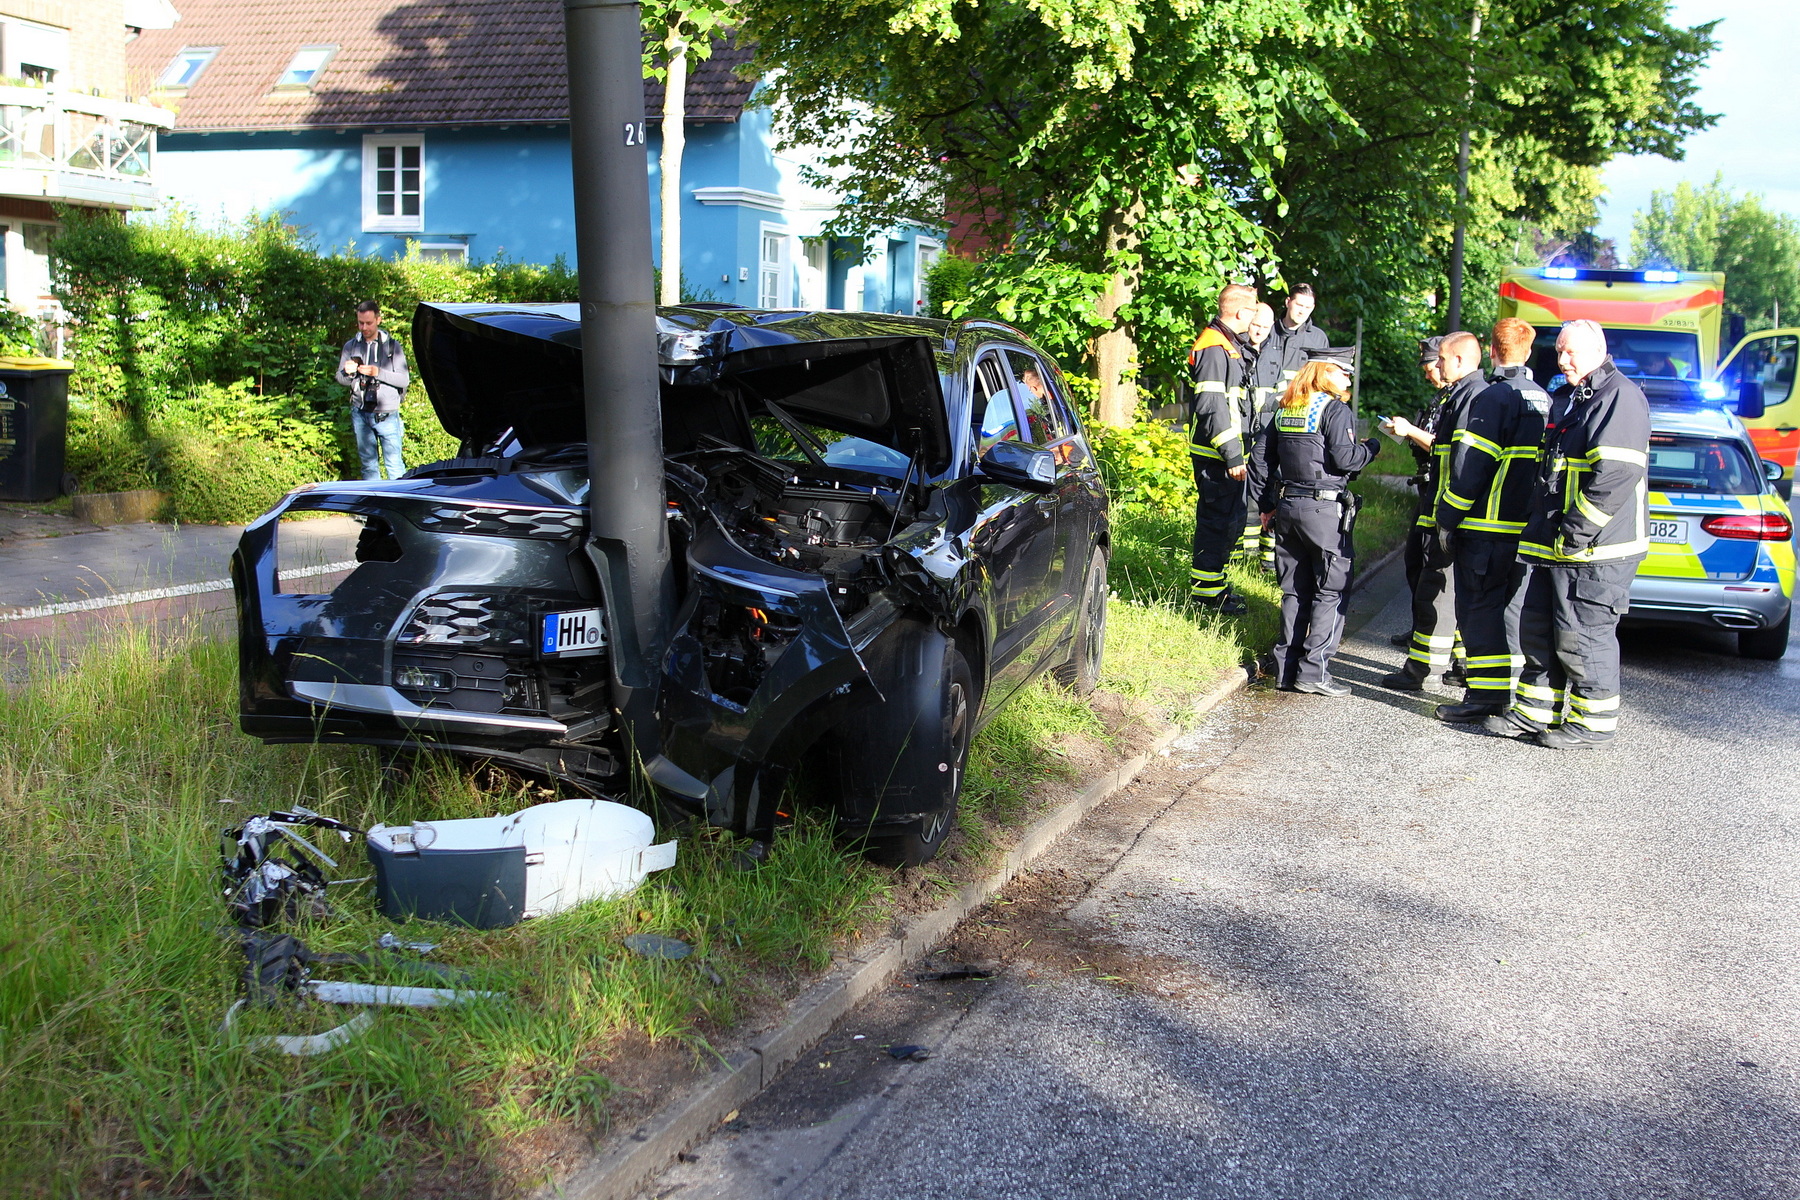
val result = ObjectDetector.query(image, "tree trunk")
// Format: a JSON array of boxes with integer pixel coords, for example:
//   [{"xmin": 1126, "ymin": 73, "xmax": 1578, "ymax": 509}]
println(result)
[
  {"xmin": 658, "ymin": 24, "xmax": 688, "ymax": 307},
  {"xmin": 1090, "ymin": 203, "xmax": 1143, "ymax": 427}
]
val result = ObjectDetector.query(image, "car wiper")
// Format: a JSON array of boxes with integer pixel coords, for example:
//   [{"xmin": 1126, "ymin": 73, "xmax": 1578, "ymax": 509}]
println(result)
[{"xmin": 761, "ymin": 401, "xmax": 832, "ymax": 473}]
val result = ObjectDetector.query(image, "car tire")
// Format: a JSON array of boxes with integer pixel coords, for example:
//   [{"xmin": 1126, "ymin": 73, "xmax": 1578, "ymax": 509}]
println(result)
[
  {"xmin": 1051, "ymin": 547, "xmax": 1108, "ymax": 697},
  {"xmin": 1738, "ymin": 608, "xmax": 1791, "ymax": 660},
  {"xmin": 859, "ymin": 641, "xmax": 974, "ymax": 868}
]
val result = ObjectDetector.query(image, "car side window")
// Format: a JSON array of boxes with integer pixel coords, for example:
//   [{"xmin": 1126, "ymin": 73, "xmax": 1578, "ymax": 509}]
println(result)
[
  {"xmin": 1006, "ymin": 349, "xmax": 1089, "ymax": 468},
  {"xmin": 974, "ymin": 353, "xmax": 1019, "ymax": 456}
]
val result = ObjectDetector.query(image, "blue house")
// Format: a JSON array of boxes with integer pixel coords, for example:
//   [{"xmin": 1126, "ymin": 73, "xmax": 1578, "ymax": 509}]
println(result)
[{"xmin": 125, "ymin": 0, "xmax": 943, "ymax": 314}]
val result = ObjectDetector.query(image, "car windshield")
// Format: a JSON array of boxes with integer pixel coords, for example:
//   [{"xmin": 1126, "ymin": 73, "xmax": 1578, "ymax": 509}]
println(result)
[
  {"xmin": 1647, "ymin": 434, "xmax": 1761, "ymax": 495},
  {"xmin": 1529, "ymin": 328, "xmax": 1702, "ymax": 386},
  {"xmin": 749, "ymin": 416, "xmax": 913, "ymax": 477}
]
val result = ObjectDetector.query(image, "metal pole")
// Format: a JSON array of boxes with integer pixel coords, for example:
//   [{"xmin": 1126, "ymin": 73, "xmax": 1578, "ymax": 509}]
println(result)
[
  {"xmin": 564, "ymin": 0, "xmax": 671, "ymax": 741},
  {"xmin": 1445, "ymin": 5, "xmax": 1482, "ymax": 333},
  {"xmin": 1353, "ymin": 315, "xmax": 1363, "ymax": 410}
]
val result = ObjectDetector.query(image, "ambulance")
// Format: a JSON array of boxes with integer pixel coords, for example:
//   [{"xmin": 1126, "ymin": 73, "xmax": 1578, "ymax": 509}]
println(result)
[{"xmin": 1499, "ymin": 266, "xmax": 1799, "ymax": 498}]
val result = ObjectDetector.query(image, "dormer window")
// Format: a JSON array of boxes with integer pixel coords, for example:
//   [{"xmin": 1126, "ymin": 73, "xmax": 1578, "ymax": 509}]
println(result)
[
  {"xmin": 158, "ymin": 45, "xmax": 218, "ymax": 90},
  {"xmin": 274, "ymin": 45, "xmax": 337, "ymax": 92}
]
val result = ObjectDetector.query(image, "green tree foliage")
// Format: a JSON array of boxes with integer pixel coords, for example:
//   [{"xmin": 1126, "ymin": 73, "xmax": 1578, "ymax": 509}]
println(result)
[
  {"xmin": 1264, "ymin": 0, "xmax": 1715, "ymax": 411},
  {"xmin": 739, "ymin": 0, "xmax": 1358, "ymax": 423},
  {"xmin": 738, "ymin": 0, "xmax": 1715, "ymax": 421},
  {"xmin": 1631, "ymin": 175, "xmax": 1800, "ymax": 330},
  {"xmin": 52, "ymin": 209, "xmax": 579, "ymax": 520}
]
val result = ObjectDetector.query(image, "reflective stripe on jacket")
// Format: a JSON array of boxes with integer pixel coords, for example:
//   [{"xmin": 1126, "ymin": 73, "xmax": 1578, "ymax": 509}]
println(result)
[
  {"xmin": 1519, "ymin": 359, "xmax": 1651, "ymax": 565},
  {"xmin": 1435, "ymin": 364, "xmax": 1551, "ymax": 537},
  {"xmin": 1187, "ymin": 322, "xmax": 1245, "ymax": 469}
]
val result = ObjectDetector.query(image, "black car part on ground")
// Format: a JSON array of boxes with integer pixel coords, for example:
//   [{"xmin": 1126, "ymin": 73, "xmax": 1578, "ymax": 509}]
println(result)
[
  {"xmin": 235, "ymin": 305, "xmax": 1109, "ymax": 864},
  {"xmin": 221, "ymin": 807, "xmax": 362, "ymax": 928}
]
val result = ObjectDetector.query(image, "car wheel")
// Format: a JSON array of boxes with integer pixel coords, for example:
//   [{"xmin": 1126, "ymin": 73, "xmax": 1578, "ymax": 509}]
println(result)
[
  {"xmin": 861, "ymin": 642, "xmax": 974, "ymax": 868},
  {"xmin": 1051, "ymin": 547, "xmax": 1108, "ymax": 697},
  {"xmin": 1738, "ymin": 607, "xmax": 1791, "ymax": 660}
]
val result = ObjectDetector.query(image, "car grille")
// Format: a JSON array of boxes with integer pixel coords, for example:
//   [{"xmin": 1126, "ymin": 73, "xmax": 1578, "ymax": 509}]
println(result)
[
  {"xmin": 413, "ymin": 505, "xmax": 584, "ymax": 539},
  {"xmin": 398, "ymin": 592, "xmax": 532, "ymax": 648}
]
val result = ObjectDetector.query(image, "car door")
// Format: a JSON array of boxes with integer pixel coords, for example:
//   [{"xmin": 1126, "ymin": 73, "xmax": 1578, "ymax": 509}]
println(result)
[
  {"xmin": 1002, "ymin": 349, "xmax": 1097, "ymax": 653},
  {"xmin": 1719, "ymin": 329, "xmax": 1800, "ymax": 492},
  {"xmin": 966, "ymin": 348, "xmax": 1057, "ymax": 699}
]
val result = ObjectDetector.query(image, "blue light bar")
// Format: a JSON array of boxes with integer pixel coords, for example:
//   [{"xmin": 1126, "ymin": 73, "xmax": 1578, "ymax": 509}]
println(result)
[
  {"xmin": 1641, "ymin": 270, "xmax": 1681, "ymax": 283},
  {"xmin": 1699, "ymin": 380, "xmax": 1727, "ymax": 401},
  {"xmin": 1542, "ymin": 266, "xmax": 1579, "ymax": 280}
]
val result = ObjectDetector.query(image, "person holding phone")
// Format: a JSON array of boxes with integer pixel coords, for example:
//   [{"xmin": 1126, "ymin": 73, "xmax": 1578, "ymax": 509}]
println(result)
[{"xmin": 335, "ymin": 300, "xmax": 410, "ymax": 481}]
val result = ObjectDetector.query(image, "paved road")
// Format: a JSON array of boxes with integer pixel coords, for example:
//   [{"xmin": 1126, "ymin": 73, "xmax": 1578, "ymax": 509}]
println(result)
[{"xmin": 641, "ymin": 564, "xmax": 1800, "ymax": 1200}]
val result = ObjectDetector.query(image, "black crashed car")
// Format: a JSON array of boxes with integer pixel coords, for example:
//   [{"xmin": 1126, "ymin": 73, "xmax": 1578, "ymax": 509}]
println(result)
[{"xmin": 233, "ymin": 305, "xmax": 1109, "ymax": 864}]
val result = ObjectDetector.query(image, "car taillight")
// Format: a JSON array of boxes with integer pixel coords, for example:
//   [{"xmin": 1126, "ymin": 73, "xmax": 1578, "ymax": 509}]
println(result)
[{"xmin": 1700, "ymin": 512, "xmax": 1794, "ymax": 541}]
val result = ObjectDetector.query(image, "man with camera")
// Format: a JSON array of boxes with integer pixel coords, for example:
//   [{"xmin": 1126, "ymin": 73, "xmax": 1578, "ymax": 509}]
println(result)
[{"xmin": 335, "ymin": 300, "xmax": 410, "ymax": 480}]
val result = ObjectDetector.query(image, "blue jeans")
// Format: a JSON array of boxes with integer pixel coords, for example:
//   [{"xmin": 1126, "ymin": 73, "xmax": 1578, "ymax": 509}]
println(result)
[{"xmin": 352, "ymin": 408, "xmax": 406, "ymax": 480}]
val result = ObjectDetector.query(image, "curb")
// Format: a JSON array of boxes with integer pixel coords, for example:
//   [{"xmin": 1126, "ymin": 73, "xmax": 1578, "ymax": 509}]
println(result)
[{"xmin": 544, "ymin": 666, "xmax": 1252, "ymax": 1200}]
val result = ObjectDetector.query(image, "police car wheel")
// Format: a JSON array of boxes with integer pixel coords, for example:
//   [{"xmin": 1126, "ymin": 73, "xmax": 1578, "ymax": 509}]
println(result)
[{"xmin": 1738, "ymin": 608, "xmax": 1791, "ymax": 661}]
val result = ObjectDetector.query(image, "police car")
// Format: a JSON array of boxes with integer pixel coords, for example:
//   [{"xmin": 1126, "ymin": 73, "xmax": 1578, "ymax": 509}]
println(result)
[{"xmin": 1625, "ymin": 378, "xmax": 1795, "ymax": 659}]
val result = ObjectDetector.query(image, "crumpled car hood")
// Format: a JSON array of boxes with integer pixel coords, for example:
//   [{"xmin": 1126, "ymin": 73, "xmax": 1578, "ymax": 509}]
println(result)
[{"xmin": 413, "ymin": 303, "xmax": 954, "ymax": 474}]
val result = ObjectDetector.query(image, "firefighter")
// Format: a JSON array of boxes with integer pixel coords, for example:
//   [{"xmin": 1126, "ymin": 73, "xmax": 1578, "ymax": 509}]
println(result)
[
  {"xmin": 1380, "ymin": 337, "xmax": 1462, "ymax": 688},
  {"xmin": 1236, "ymin": 302, "xmax": 1284, "ymax": 570},
  {"xmin": 1187, "ymin": 283, "xmax": 1258, "ymax": 613},
  {"xmin": 1248, "ymin": 345, "xmax": 1381, "ymax": 696},
  {"xmin": 1431, "ymin": 319, "xmax": 1552, "ymax": 722},
  {"xmin": 1274, "ymin": 284, "xmax": 1330, "ymax": 387},
  {"xmin": 1485, "ymin": 319, "xmax": 1650, "ymax": 748}
]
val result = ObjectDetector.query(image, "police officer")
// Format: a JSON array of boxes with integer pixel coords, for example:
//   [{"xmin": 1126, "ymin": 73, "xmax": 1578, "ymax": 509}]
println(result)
[
  {"xmin": 1485, "ymin": 319, "xmax": 1650, "ymax": 748},
  {"xmin": 1380, "ymin": 337, "xmax": 1462, "ymax": 688},
  {"xmin": 1248, "ymin": 345, "xmax": 1381, "ymax": 696},
  {"xmin": 1273, "ymin": 284, "xmax": 1330, "ymax": 387},
  {"xmin": 1187, "ymin": 283, "xmax": 1257, "ymax": 613},
  {"xmin": 1236, "ymin": 302, "xmax": 1284, "ymax": 570},
  {"xmin": 1432, "ymin": 319, "xmax": 1551, "ymax": 722}
]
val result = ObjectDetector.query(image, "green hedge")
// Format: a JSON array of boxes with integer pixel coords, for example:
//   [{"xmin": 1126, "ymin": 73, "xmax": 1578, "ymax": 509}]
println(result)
[{"xmin": 53, "ymin": 209, "xmax": 578, "ymax": 522}]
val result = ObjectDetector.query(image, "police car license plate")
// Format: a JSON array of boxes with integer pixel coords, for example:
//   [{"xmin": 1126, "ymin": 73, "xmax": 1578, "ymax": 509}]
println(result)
[
  {"xmin": 541, "ymin": 608, "xmax": 604, "ymax": 657},
  {"xmin": 1648, "ymin": 518, "xmax": 1687, "ymax": 544}
]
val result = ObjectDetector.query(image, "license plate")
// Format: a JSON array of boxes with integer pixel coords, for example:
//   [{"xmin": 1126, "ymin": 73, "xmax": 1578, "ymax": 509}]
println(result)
[
  {"xmin": 541, "ymin": 609, "xmax": 605, "ymax": 656},
  {"xmin": 1648, "ymin": 518, "xmax": 1687, "ymax": 544}
]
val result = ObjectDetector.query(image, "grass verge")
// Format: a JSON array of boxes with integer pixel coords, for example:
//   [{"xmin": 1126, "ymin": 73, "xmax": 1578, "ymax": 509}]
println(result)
[{"xmin": 0, "ymin": 479, "xmax": 1413, "ymax": 1197}]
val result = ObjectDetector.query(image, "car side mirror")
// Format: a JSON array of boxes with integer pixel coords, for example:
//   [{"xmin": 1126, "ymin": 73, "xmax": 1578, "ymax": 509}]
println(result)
[
  {"xmin": 1764, "ymin": 457, "xmax": 1784, "ymax": 483},
  {"xmin": 976, "ymin": 442, "xmax": 1057, "ymax": 493},
  {"xmin": 1738, "ymin": 381, "xmax": 1765, "ymax": 420}
]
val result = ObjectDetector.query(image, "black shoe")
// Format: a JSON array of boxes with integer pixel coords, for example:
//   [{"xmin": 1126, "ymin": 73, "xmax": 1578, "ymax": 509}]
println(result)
[
  {"xmin": 1480, "ymin": 713, "xmax": 1535, "ymax": 738},
  {"xmin": 1379, "ymin": 670, "xmax": 1428, "ymax": 691},
  {"xmin": 1536, "ymin": 725, "xmax": 1609, "ymax": 750},
  {"xmin": 1436, "ymin": 702, "xmax": 1500, "ymax": 723},
  {"xmin": 1389, "ymin": 632, "xmax": 1412, "ymax": 648},
  {"xmin": 1291, "ymin": 677, "xmax": 1352, "ymax": 697},
  {"xmin": 1191, "ymin": 591, "xmax": 1248, "ymax": 616},
  {"xmin": 1442, "ymin": 665, "xmax": 1468, "ymax": 688}
]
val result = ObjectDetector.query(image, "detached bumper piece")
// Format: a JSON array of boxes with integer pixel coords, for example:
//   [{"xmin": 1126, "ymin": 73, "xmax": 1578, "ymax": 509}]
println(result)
[{"xmin": 366, "ymin": 798, "xmax": 678, "ymax": 929}]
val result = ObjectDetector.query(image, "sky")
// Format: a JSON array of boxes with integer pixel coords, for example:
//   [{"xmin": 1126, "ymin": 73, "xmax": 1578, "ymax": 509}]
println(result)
[{"xmin": 1594, "ymin": 0, "xmax": 1800, "ymax": 261}]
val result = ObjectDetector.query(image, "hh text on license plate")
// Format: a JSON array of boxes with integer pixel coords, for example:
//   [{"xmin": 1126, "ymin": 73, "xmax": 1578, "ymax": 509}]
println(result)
[
  {"xmin": 1649, "ymin": 519, "xmax": 1687, "ymax": 544},
  {"xmin": 542, "ymin": 609, "xmax": 604, "ymax": 656}
]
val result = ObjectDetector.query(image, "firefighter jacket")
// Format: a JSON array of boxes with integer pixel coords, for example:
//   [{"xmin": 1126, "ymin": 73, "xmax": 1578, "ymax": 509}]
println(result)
[
  {"xmin": 1520, "ymin": 359, "xmax": 1651, "ymax": 566},
  {"xmin": 1434, "ymin": 364, "xmax": 1551, "ymax": 539},
  {"xmin": 1187, "ymin": 321, "xmax": 1246, "ymax": 470},
  {"xmin": 1244, "ymin": 338, "xmax": 1287, "ymax": 446},
  {"xmin": 1249, "ymin": 390, "xmax": 1380, "ymax": 512},
  {"xmin": 1274, "ymin": 318, "xmax": 1330, "ymax": 383}
]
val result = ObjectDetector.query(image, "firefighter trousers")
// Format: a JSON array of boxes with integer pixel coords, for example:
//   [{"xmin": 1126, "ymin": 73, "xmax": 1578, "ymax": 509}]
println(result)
[
  {"xmin": 1190, "ymin": 458, "xmax": 1246, "ymax": 600},
  {"xmin": 1506, "ymin": 559, "xmax": 1634, "ymax": 739},
  {"xmin": 1271, "ymin": 497, "xmax": 1354, "ymax": 685},
  {"xmin": 1451, "ymin": 535, "xmax": 1523, "ymax": 707},
  {"xmin": 1401, "ymin": 519, "xmax": 1458, "ymax": 680}
]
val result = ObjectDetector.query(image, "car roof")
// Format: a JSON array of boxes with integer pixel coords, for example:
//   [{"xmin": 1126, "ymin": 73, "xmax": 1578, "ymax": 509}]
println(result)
[{"xmin": 1647, "ymin": 402, "xmax": 1745, "ymax": 440}]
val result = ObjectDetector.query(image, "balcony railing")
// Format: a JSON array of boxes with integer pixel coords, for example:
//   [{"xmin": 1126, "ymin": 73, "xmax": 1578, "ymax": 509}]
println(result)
[{"xmin": 0, "ymin": 86, "xmax": 175, "ymax": 208}]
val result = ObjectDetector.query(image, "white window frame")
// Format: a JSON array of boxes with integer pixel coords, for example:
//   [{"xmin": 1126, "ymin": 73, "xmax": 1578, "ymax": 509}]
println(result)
[
  {"xmin": 758, "ymin": 222, "xmax": 791, "ymax": 309},
  {"xmin": 362, "ymin": 133, "xmax": 425, "ymax": 233},
  {"xmin": 914, "ymin": 236, "xmax": 943, "ymax": 313},
  {"xmin": 158, "ymin": 47, "xmax": 219, "ymax": 90},
  {"xmin": 798, "ymin": 237, "xmax": 828, "ymax": 310},
  {"xmin": 415, "ymin": 241, "xmax": 468, "ymax": 264},
  {"xmin": 275, "ymin": 44, "xmax": 338, "ymax": 92}
]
